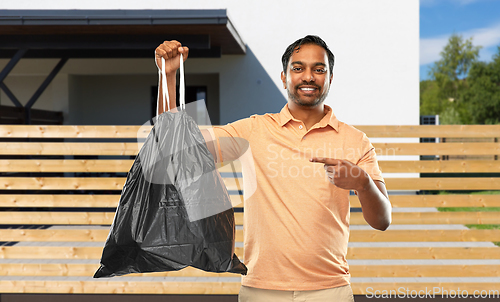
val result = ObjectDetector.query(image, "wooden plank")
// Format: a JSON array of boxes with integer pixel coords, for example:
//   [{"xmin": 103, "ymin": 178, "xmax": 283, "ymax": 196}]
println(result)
[
  {"xmin": 349, "ymin": 229, "xmax": 500, "ymax": 242},
  {"xmin": 0, "ymin": 211, "xmax": 496, "ymax": 226},
  {"xmin": 0, "ymin": 177, "xmax": 242, "ymax": 191},
  {"xmin": 1, "ymin": 229, "xmax": 498, "ymax": 243},
  {"xmin": 0, "ymin": 194, "xmax": 120, "ymax": 208},
  {"xmin": 2, "ymin": 263, "xmax": 498, "ymax": 278},
  {"xmin": 0, "ymin": 246, "xmax": 244, "ymax": 260},
  {"xmin": 0, "ymin": 264, "xmax": 239, "ymax": 278},
  {"xmin": 2, "ymin": 142, "xmax": 500, "ymax": 157},
  {"xmin": 0, "ymin": 280, "xmax": 499, "ymax": 295},
  {"xmin": 218, "ymin": 161, "xmax": 242, "ymax": 173},
  {"xmin": 0, "ymin": 212, "xmax": 244, "ymax": 226},
  {"xmin": 0, "ymin": 125, "xmax": 149, "ymax": 139},
  {"xmin": 1, "ymin": 177, "xmax": 498, "ymax": 191},
  {"xmin": 379, "ymin": 160, "xmax": 500, "ymax": 173},
  {"xmin": 0, "ymin": 177, "xmax": 126, "ymax": 190},
  {"xmin": 0, "ymin": 229, "xmax": 244, "ymax": 243},
  {"xmin": 356, "ymin": 125, "xmax": 500, "ymax": 138},
  {"xmin": 351, "ymin": 282, "xmax": 500, "ymax": 295},
  {"xmin": 2, "ymin": 125, "xmax": 500, "ymax": 138},
  {"xmin": 0, "ymin": 246, "xmax": 104, "ymax": 259},
  {"xmin": 0, "ymin": 143, "xmax": 140, "ymax": 156},
  {"xmin": 0, "ymin": 212, "xmax": 116, "ymax": 225},
  {"xmin": 0, "ymin": 280, "xmax": 242, "ymax": 294},
  {"xmin": 0, "ymin": 229, "xmax": 110, "ymax": 242},
  {"xmin": 0, "ymin": 160, "xmax": 134, "ymax": 173},
  {"xmin": 0, "ymin": 194, "xmax": 243, "ymax": 208},
  {"xmin": 351, "ymin": 264, "xmax": 500, "ymax": 277},
  {"xmin": 2, "ymin": 158, "xmax": 500, "ymax": 176},
  {"xmin": 1, "ymin": 194, "xmax": 497, "ymax": 209},
  {"xmin": 349, "ymin": 195, "xmax": 500, "ymax": 208},
  {"xmin": 2, "ymin": 142, "xmax": 499, "ymax": 156},
  {"xmin": 384, "ymin": 178, "xmax": 500, "ymax": 191},
  {"xmin": 350, "ymin": 212, "xmax": 500, "ymax": 225},
  {"xmin": 347, "ymin": 247, "xmax": 500, "ymax": 259},
  {"xmin": 0, "ymin": 246, "xmax": 497, "ymax": 260},
  {"xmin": 373, "ymin": 142, "xmax": 500, "ymax": 156}
]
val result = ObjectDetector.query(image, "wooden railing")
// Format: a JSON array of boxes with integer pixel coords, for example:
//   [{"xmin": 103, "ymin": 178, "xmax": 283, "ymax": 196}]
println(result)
[{"xmin": 0, "ymin": 125, "xmax": 499, "ymax": 295}]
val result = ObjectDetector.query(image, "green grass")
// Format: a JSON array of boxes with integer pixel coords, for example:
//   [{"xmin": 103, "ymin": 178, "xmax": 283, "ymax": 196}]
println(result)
[
  {"xmin": 433, "ymin": 191, "xmax": 500, "ymax": 247},
  {"xmin": 437, "ymin": 190, "xmax": 500, "ymax": 195},
  {"xmin": 437, "ymin": 207, "xmax": 500, "ymax": 212},
  {"xmin": 436, "ymin": 190, "xmax": 500, "ymax": 212}
]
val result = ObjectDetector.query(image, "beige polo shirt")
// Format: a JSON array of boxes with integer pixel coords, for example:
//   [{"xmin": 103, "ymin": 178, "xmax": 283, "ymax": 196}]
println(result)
[{"xmin": 212, "ymin": 104, "xmax": 384, "ymax": 291}]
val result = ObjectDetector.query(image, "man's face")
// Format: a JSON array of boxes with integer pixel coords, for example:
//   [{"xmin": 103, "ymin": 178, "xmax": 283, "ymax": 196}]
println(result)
[{"xmin": 281, "ymin": 43, "xmax": 332, "ymax": 107}]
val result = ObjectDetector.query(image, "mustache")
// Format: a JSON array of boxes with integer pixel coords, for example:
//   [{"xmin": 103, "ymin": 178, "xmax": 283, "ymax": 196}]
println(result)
[{"xmin": 294, "ymin": 82, "xmax": 321, "ymax": 90}]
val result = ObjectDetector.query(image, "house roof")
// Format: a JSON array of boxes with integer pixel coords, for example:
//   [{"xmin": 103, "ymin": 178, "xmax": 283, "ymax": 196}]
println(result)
[{"xmin": 0, "ymin": 9, "xmax": 246, "ymax": 58}]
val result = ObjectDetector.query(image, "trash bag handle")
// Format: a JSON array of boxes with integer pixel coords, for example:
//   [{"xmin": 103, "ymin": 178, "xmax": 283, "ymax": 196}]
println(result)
[{"xmin": 156, "ymin": 53, "xmax": 186, "ymax": 116}]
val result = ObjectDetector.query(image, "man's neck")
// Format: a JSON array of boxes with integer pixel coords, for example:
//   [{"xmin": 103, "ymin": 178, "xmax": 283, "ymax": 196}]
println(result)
[{"xmin": 287, "ymin": 101, "xmax": 326, "ymax": 130}]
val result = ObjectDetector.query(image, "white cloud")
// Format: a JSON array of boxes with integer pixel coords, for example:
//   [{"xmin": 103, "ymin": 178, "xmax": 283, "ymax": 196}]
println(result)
[{"xmin": 420, "ymin": 22, "xmax": 500, "ymax": 65}]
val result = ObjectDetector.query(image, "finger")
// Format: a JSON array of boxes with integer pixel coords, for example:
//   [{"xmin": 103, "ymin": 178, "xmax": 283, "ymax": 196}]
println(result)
[
  {"xmin": 310, "ymin": 157, "xmax": 341, "ymax": 165},
  {"xmin": 171, "ymin": 46, "xmax": 178, "ymax": 59},
  {"xmin": 180, "ymin": 46, "xmax": 189, "ymax": 60},
  {"xmin": 170, "ymin": 40, "xmax": 181, "ymax": 47},
  {"xmin": 327, "ymin": 173, "xmax": 336, "ymax": 185},
  {"xmin": 155, "ymin": 46, "xmax": 165, "ymax": 57},
  {"xmin": 324, "ymin": 165, "xmax": 336, "ymax": 173},
  {"xmin": 162, "ymin": 41, "xmax": 177, "ymax": 58}
]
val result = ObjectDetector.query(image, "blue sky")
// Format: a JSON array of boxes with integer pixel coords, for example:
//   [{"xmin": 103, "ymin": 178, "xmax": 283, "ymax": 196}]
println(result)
[{"xmin": 420, "ymin": 0, "xmax": 500, "ymax": 80}]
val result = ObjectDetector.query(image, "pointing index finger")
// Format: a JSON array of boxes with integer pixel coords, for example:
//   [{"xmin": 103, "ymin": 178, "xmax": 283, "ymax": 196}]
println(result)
[{"xmin": 309, "ymin": 157, "xmax": 342, "ymax": 165}]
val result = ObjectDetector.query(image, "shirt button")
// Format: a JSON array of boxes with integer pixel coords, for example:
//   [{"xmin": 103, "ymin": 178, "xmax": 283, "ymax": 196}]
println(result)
[{"xmin": 298, "ymin": 125, "xmax": 303, "ymax": 130}]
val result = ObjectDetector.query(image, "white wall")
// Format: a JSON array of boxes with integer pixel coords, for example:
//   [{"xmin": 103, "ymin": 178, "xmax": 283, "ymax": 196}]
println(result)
[{"xmin": 0, "ymin": 0, "xmax": 419, "ymax": 126}]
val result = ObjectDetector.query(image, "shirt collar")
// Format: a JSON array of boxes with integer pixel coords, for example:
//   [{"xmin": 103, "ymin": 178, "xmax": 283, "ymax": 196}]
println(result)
[{"xmin": 278, "ymin": 103, "xmax": 339, "ymax": 132}]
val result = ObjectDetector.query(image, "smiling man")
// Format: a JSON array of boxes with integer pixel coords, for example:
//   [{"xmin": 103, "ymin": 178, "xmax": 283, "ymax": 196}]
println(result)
[{"xmin": 155, "ymin": 35, "xmax": 392, "ymax": 302}]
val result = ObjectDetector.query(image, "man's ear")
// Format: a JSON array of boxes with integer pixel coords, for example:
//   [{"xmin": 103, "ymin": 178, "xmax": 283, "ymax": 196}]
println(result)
[
  {"xmin": 329, "ymin": 73, "xmax": 333, "ymax": 84},
  {"xmin": 281, "ymin": 71, "xmax": 287, "ymax": 89}
]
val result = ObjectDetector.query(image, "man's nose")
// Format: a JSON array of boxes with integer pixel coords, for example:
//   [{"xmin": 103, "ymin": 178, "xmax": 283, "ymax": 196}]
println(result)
[{"xmin": 302, "ymin": 69, "xmax": 315, "ymax": 82}]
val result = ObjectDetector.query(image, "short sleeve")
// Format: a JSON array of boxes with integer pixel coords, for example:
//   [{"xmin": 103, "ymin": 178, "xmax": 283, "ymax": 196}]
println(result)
[
  {"xmin": 356, "ymin": 133, "xmax": 384, "ymax": 184},
  {"xmin": 211, "ymin": 117, "xmax": 254, "ymax": 164}
]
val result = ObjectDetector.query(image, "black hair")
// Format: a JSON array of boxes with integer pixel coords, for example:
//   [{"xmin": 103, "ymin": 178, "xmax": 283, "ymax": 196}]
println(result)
[{"xmin": 281, "ymin": 35, "xmax": 335, "ymax": 75}]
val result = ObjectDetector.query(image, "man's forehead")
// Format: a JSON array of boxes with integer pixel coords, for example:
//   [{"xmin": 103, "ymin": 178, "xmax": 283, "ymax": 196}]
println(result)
[{"xmin": 289, "ymin": 44, "xmax": 328, "ymax": 64}]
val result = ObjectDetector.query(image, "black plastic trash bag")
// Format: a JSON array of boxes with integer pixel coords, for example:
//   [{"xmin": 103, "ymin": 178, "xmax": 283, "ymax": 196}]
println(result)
[{"xmin": 93, "ymin": 110, "xmax": 247, "ymax": 278}]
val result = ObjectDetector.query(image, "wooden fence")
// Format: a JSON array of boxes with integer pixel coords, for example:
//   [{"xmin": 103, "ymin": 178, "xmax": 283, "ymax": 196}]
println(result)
[{"xmin": 0, "ymin": 125, "xmax": 499, "ymax": 296}]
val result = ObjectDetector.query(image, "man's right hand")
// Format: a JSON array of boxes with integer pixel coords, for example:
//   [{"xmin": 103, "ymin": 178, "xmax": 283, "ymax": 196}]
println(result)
[{"xmin": 155, "ymin": 40, "xmax": 189, "ymax": 74}]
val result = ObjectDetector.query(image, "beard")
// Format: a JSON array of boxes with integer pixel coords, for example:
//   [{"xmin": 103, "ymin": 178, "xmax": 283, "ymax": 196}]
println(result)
[{"xmin": 287, "ymin": 83, "xmax": 330, "ymax": 107}]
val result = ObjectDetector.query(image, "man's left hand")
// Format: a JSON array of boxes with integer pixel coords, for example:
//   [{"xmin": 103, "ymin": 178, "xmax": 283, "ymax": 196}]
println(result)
[{"xmin": 310, "ymin": 157, "xmax": 369, "ymax": 192}]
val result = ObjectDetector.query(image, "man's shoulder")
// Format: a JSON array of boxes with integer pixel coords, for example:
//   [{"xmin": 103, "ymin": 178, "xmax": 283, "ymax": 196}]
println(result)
[
  {"xmin": 337, "ymin": 120, "xmax": 367, "ymax": 138},
  {"xmin": 232, "ymin": 112, "xmax": 280, "ymax": 125}
]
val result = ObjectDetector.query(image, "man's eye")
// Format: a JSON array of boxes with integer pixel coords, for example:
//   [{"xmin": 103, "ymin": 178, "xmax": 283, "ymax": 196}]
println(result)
[
  {"xmin": 316, "ymin": 69, "xmax": 326, "ymax": 73},
  {"xmin": 292, "ymin": 67, "xmax": 302, "ymax": 71}
]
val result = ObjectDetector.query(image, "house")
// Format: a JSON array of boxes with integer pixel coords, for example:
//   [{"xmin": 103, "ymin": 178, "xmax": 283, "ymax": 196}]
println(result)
[{"xmin": 0, "ymin": 1, "xmax": 419, "ymax": 127}]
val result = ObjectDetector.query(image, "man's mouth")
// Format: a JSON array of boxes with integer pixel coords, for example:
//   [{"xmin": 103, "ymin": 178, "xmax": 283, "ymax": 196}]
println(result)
[{"xmin": 297, "ymin": 86, "xmax": 319, "ymax": 94}]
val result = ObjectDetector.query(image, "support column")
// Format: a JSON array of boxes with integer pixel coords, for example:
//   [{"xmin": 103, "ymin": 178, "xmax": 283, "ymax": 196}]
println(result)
[
  {"xmin": 25, "ymin": 58, "xmax": 68, "ymax": 124},
  {"xmin": 0, "ymin": 49, "xmax": 27, "ymax": 107}
]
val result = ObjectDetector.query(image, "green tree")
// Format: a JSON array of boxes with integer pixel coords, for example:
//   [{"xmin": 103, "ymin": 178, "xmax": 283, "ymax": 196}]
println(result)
[
  {"xmin": 420, "ymin": 80, "xmax": 444, "ymax": 115},
  {"xmin": 421, "ymin": 34, "xmax": 482, "ymax": 124},
  {"xmin": 462, "ymin": 46, "xmax": 500, "ymax": 124}
]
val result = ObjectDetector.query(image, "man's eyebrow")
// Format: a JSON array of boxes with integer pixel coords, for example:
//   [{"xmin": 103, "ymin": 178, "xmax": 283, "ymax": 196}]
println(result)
[{"xmin": 290, "ymin": 61, "xmax": 327, "ymax": 67}]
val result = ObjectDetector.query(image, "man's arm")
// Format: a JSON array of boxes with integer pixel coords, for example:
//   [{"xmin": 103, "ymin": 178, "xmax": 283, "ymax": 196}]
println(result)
[
  {"xmin": 201, "ymin": 129, "xmax": 217, "ymax": 161},
  {"xmin": 154, "ymin": 40, "xmax": 189, "ymax": 114},
  {"xmin": 355, "ymin": 178, "xmax": 391, "ymax": 231},
  {"xmin": 310, "ymin": 157, "xmax": 392, "ymax": 231}
]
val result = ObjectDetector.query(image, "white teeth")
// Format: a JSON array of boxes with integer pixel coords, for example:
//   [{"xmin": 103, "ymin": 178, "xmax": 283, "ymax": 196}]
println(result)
[{"xmin": 300, "ymin": 88, "xmax": 315, "ymax": 91}]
